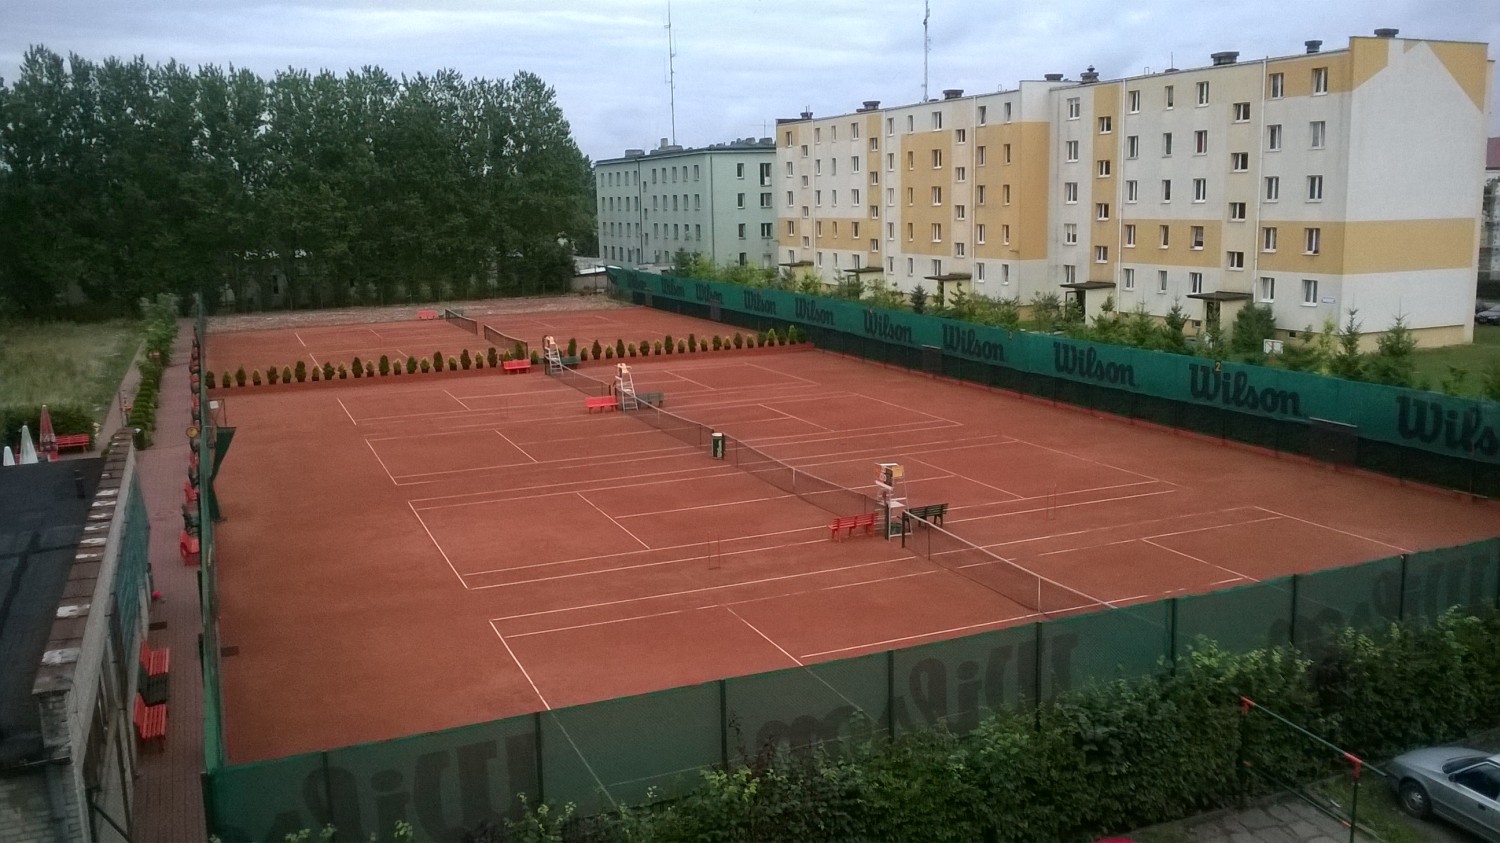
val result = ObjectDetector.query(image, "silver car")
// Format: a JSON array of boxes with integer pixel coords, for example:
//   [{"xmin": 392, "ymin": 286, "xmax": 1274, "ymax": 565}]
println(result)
[{"xmin": 1389, "ymin": 746, "xmax": 1500, "ymax": 841}]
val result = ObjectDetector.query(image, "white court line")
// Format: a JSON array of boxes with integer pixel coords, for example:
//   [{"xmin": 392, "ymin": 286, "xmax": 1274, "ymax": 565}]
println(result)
[
  {"xmin": 763, "ymin": 403, "xmax": 831, "ymax": 433},
  {"xmin": 1146, "ymin": 514, "xmax": 1281, "ymax": 541},
  {"xmin": 444, "ymin": 389, "xmax": 471, "ymax": 410},
  {"xmin": 725, "ymin": 606, "xmax": 803, "ymax": 666},
  {"xmin": 467, "ymin": 525, "xmax": 826, "ymax": 579},
  {"xmin": 744, "ymin": 360, "xmax": 820, "ymax": 387},
  {"xmin": 474, "ymin": 535, "xmax": 831, "ymax": 588},
  {"xmin": 308, "ymin": 351, "xmax": 320, "ymax": 366},
  {"xmin": 616, "ymin": 491, "xmax": 796, "ymax": 519},
  {"xmin": 801, "ymin": 610, "xmax": 1041, "ymax": 660},
  {"xmin": 295, "ymin": 331, "xmax": 308, "ymax": 348},
  {"xmin": 412, "ymin": 462, "xmax": 735, "ymax": 511},
  {"xmin": 577, "ymin": 492, "xmax": 650, "ymax": 549},
  {"xmin": 949, "ymin": 488, "xmax": 1179, "ymax": 527},
  {"xmin": 907, "ymin": 455, "xmax": 1023, "ymax": 499},
  {"xmin": 1142, "ymin": 538, "xmax": 1259, "ymax": 583},
  {"xmin": 496, "ymin": 430, "xmax": 537, "ymax": 463},
  {"xmin": 489, "ymin": 622, "xmax": 551, "ymax": 709},
  {"xmin": 408, "ymin": 503, "xmax": 470, "ymax": 588},
  {"xmin": 1251, "ymin": 506, "xmax": 1415, "ymax": 553},
  {"xmin": 364, "ymin": 439, "xmax": 398, "ymax": 484},
  {"xmin": 542, "ymin": 713, "xmax": 617, "ymax": 809},
  {"xmin": 336, "ymin": 396, "xmax": 359, "ymax": 427}
]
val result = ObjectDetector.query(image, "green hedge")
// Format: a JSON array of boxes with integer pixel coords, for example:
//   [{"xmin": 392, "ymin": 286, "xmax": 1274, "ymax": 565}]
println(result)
[
  {"xmin": 125, "ymin": 293, "xmax": 180, "ymax": 447},
  {"xmin": 0, "ymin": 403, "xmax": 96, "ymax": 448},
  {"xmin": 514, "ymin": 612, "xmax": 1500, "ymax": 843}
]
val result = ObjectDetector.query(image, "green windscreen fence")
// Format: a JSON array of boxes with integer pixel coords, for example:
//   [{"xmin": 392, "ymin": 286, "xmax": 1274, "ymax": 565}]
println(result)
[
  {"xmin": 606, "ymin": 268, "xmax": 1500, "ymax": 494},
  {"xmin": 204, "ymin": 539, "xmax": 1500, "ymax": 841},
  {"xmin": 195, "ymin": 295, "xmax": 227, "ymax": 772}
]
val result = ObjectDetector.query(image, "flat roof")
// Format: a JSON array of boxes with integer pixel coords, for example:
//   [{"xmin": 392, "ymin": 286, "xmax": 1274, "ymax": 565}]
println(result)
[{"xmin": 0, "ymin": 458, "xmax": 103, "ymax": 766}]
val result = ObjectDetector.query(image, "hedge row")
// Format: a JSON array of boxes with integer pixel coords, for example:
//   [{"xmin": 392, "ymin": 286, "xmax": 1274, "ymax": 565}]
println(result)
[
  {"xmin": 206, "ymin": 328, "xmax": 807, "ymax": 390},
  {"xmin": 125, "ymin": 294, "xmax": 179, "ymax": 448},
  {"xmin": 0, "ymin": 403, "xmax": 95, "ymax": 450},
  {"xmin": 509, "ymin": 611, "xmax": 1500, "ymax": 843}
]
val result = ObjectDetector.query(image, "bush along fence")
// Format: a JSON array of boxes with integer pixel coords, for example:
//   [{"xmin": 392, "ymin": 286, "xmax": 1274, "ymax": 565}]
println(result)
[
  {"xmin": 124, "ymin": 294, "xmax": 180, "ymax": 448},
  {"xmin": 609, "ymin": 269, "xmax": 1500, "ymax": 496},
  {"xmin": 200, "ymin": 537, "xmax": 1500, "ymax": 842},
  {"xmin": 202, "ymin": 329, "xmax": 808, "ymax": 391}
]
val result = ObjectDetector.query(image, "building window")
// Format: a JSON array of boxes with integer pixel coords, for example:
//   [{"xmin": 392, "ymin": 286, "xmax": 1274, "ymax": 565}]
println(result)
[
  {"xmin": 1067, "ymin": 97, "xmax": 1080, "ymax": 119},
  {"xmin": 1004, "ymin": 143, "xmax": 1012, "ymax": 163},
  {"xmin": 737, "ymin": 223, "xmax": 746, "ymax": 239},
  {"xmin": 1128, "ymin": 89, "xmax": 1141, "ymax": 112},
  {"xmin": 871, "ymin": 239, "xmax": 880, "ymax": 252},
  {"xmin": 1162, "ymin": 132, "xmax": 1173, "ymax": 156},
  {"xmin": 1197, "ymin": 81, "xmax": 1210, "ymax": 105},
  {"xmin": 1307, "ymin": 175, "xmax": 1323, "ymax": 201},
  {"xmin": 1231, "ymin": 152, "xmax": 1249, "ymax": 171},
  {"xmin": 1064, "ymin": 182, "xmax": 1078, "ymax": 203},
  {"xmin": 815, "ymin": 220, "xmax": 823, "ymax": 236},
  {"xmin": 907, "ymin": 222, "xmax": 914, "ymax": 241},
  {"xmin": 1064, "ymin": 264, "xmax": 1077, "ymax": 283},
  {"xmin": 1302, "ymin": 278, "xmax": 1318, "ymax": 305},
  {"xmin": 1125, "ymin": 224, "xmax": 1136, "ymax": 246},
  {"xmin": 852, "ymin": 156, "xmax": 861, "ymax": 172},
  {"xmin": 1162, "ymin": 179, "xmax": 1172, "ymax": 202},
  {"xmin": 1190, "ymin": 271, "xmax": 1204, "ymax": 293},
  {"xmin": 852, "ymin": 188, "xmax": 861, "ymax": 204},
  {"xmin": 955, "ymin": 128, "xmax": 967, "ymax": 143},
  {"xmin": 1193, "ymin": 179, "xmax": 1207, "ymax": 202},
  {"xmin": 1126, "ymin": 180, "xmax": 1139, "ymax": 202},
  {"xmin": 887, "ymin": 152, "xmax": 895, "ymax": 171},
  {"xmin": 907, "ymin": 150, "xmax": 915, "ymax": 170},
  {"xmin": 1190, "ymin": 225, "xmax": 1205, "ymax": 249},
  {"xmin": 1165, "ymin": 85, "xmax": 1174, "ymax": 108},
  {"xmin": 1002, "ymin": 262, "xmax": 1011, "ymax": 283},
  {"xmin": 1267, "ymin": 124, "xmax": 1282, "ymax": 151},
  {"xmin": 1123, "ymin": 267, "xmax": 1135, "ymax": 289},
  {"xmin": 955, "ymin": 166, "xmax": 967, "ymax": 182},
  {"xmin": 887, "ymin": 187, "xmax": 895, "ymax": 205},
  {"xmin": 1269, "ymin": 73, "xmax": 1284, "ymax": 98},
  {"xmin": 763, "ymin": 222, "xmax": 774, "ymax": 238},
  {"xmin": 1260, "ymin": 276, "xmax": 1275, "ymax": 301},
  {"xmin": 907, "ymin": 115, "xmax": 915, "ymax": 132},
  {"xmin": 931, "ymin": 223, "xmax": 942, "ymax": 242},
  {"xmin": 1158, "ymin": 270, "xmax": 1169, "ymax": 292},
  {"xmin": 1002, "ymin": 224, "xmax": 1011, "ymax": 244},
  {"xmin": 814, "ymin": 190, "xmax": 821, "ymax": 206},
  {"xmin": 977, "ymin": 224, "xmax": 986, "ymax": 243},
  {"xmin": 870, "ymin": 137, "xmax": 879, "ymax": 151},
  {"xmin": 955, "ymin": 242, "xmax": 966, "ymax": 257},
  {"xmin": 813, "ymin": 128, "xmax": 821, "ymax": 145},
  {"xmin": 1234, "ymin": 102, "xmax": 1251, "ymax": 122},
  {"xmin": 815, "ymin": 159, "xmax": 822, "ymax": 176},
  {"xmin": 801, "ymin": 144, "xmax": 809, "ymax": 158},
  {"xmin": 906, "ymin": 187, "xmax": 914, "ymax": 206},
  {"xmin": 1264, "ymin": 176, "xmax": 1280, "ymax": 201},
  {"xmin": 1096, "ymin": 202, "xmax": 1110, "ymax": 220},
  {"xmin": 1304, "ymin": 227, "xmax": 1321, "ymax": 255},
  {"xmin": 736, "ymin": 162, "xmax": 746, "ymax": 178},
  {"xmin": 1097, "ymin": 160, "xmax": 1111, "ymax": 177},
  {"xmin": 761, "ymin": 192, "xmax": 772, "ymax": 208},
  {"xmin": 737, "ymin": 192, "xmax": 746, "ymax": 208},
  {"xmin": 1310, "ymin": 120, "xmax": 1326, "ymax": 149},
  {"xmin": 931, "ymin": 186, "xmax": 942, "ymax": 206},
  {"xmin": 955, "ymin": 204, "xmax": 966, "ymax": 220},
  {"xmin": 1227, "ymin": 250, "xmax": 1244, "ymax": 269},
  {"xmin": 1065, "ymin": 223, "xmax": 1078, "ymax": 244},
  {"xmin": 1095, "ymin": 245, "xmax": 1109, "ymax": 263},
  {"xmin": 1194, "ymin": 130, "xmax": 1208, "ymax": 155},
  {"xmin": 907, "ymin": 257, "xmax": 915, "ymax": 274},
  {"xmin": 931, "ymin": 111, "xmax": 943, "ymax": 130},
  {"xmin": 977, "ymin": 262, "xmax": 986, "ymax": 280},
  {"xmin": 1004, "ymin": 102, "xmax": 1012, "ymax": 122},
  {"xmin": 887, "ymin": 116, "xmax": 895, "ymax": 135},
  {"xmin": 931, "ymin": 149, "xmax": 943, "ymax": 168},
  {"xmin": 977, "ymin": 146, "xmax": 987, "ymax": 165},
  {"xmin": 785, "ymin": 161, "xmax": 793, "ymax": 177},
  {"xmin": 851, "ymin": 221, "xmax": 861, "ymax": 238},
  {"xmin": 1066, "ymin": 140, "xmax": 1079, "ymax": 162},
  {"xmin": 1229, "ymin": 201, "xmax": 1247, "ymax": 221},
  {"xmin": 977, "ymin": 185, "xmax": 987, "ymax": 205},
  {"xmin": 1313, "ymin": 67, "xmax": 1328, "ymax": 94},
  {"xmin": 1262, "ymin": 226, "xmax": 1278, "ymax": 252},
  {"xmin": 978, "ymin": 105, "xmax": 988, "ymax": 124},
  {"xmin": 1126, "ymin": 135, "xmax": 1139, "ymax": 159},
  {"xmin": 1160, "ymin": 225, "xmax": 1171, "ymax": 247},
  {"xmin": 1003, "ymin": 184, "xmax": 1012, "ymax": 204},
  {"xmin": 932, "ymin": 259, "xmax": 943, "ymax": 276},
  {"xmin": 1099, "ymin": 116, "xmax": 1112, "ymax": 133},
  {"xmin": 886, "ymin": 222, "xmax": 895, "ymax": 239}
]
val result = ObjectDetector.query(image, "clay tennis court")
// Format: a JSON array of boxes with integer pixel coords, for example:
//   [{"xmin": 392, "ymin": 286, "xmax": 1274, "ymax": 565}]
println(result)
[{"xmin": 209, "ymin": 306, "xmax": 1500, "ymax": 763}]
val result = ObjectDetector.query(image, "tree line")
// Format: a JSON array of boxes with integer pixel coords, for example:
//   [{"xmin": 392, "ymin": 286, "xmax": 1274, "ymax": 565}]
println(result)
[{"xmin": 0, "ymin": 46, "xmax": 597, "ymax": 317}]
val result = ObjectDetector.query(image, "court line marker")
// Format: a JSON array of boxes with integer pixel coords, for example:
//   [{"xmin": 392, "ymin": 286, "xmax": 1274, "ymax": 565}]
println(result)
[
  {"xmin": 488, "ymin": 622, "xmax": 551, "ymax": 709},
  {"xmin": 444, "ymin": 389, "xmax": 471, "ymax": 410},
  {"xmin": 616, "ymin": 491, "xmax": 797, "ymax": 518},
  {"xmin": 336, "ymin": 397, "xmax": 359, "ymax": 428},
  {"xmin": 1141, "ymin": 538, "xmax": 1259, "ymax": 583},
  {"xmin": 725, "ymin": 606, "xmax": 802, "ymax": 667},
  {"xmin": 1251, "ymin": 506, "xmax": 1414, "ymax": 553},
  {"xmin": 472, "ymin": 534, "xmax": 831, "ymax": 586},
  {"xmin": 496, "ymin": 429, "xmax": 537, "ymax": 463},
  {"xmin": 408, "ymin": 503, "xmax": 470, "ymax": 588},
  {"xmin": 907, "ymin": 456, "xmax": 1023, "ymax": 499},
  {"xmin": 577, "ymin": 492, "xmax": 650, "ymax": 549},
  {"xmin": 763, "ymin": 403, "xmax": 831, "ymax": 433},
  {"xmin": 295, "ymin": 331, "xmax": 307, "ymax": 348},
  {"xmin": 800, "ymin": 611, "xmax": 1040, "ymax": 660},
  {"xmin": 364, "ymin": 439, "xmax": 398, "ymax": 485},
  {"xmin": 465, "ymin": 527, "xmax": 828, "ymax": 579}
]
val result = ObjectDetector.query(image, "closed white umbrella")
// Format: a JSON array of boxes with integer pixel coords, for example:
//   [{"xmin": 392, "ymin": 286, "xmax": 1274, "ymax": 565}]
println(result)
[
  {"xmin": 19, "ymin": 424, "xmax": 38, "ymax": 464},
  {"xmin": 2, "ymin": 446, "xmax": 13, "ymax": 466}
]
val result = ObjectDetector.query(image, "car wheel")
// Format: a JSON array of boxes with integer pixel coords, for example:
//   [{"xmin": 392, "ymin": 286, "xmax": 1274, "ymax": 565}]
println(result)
[{"xmin": 1398, "ymin": 780, "xmax": 1431, "ymax": 818}]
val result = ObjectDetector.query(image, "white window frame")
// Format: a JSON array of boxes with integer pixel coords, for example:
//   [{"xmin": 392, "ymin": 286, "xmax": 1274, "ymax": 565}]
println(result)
[
  {"xmin": 1304, "ymin": 227, "xmax": 1321, "ymax": 255},
  {"xmin": 1227, "ymin": 250, "xmax": 1245, "ymax": 270},
  {"xmin": 1302, "ymin": 278, "xmax": 1319, "ymax": 305},
  {"xmin": 1262, "ymin": 226, "xmax": 1278, "ymax": 252},
  {"xmin": 1264, "ymin": 176, "xmax": 1280, "ymax": 201},
  {"xmin": 1307, "ymin": 175, "xmax": 1323, "ymax": 201},
  {"xmin": 1190, "ymin": 271, "xmax": 1204, "ymax": 294}
]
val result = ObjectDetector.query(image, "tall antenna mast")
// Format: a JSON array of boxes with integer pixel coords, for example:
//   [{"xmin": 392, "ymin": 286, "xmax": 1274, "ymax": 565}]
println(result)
[
  {"xmin": 666, "ymin": 1, "xmax": 678, "ymax": 144},
  {"xmin": 922, "ymin": 1, "xmax": 930, "ymax": 102}
]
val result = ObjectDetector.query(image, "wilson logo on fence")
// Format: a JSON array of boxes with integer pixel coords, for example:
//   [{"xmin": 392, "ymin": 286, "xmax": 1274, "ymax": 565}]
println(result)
[
  {"xmin": 694, "ymin": 283, "xmax": 722, "ymax": 304},
  {"xmin": 1187, "ymin": 365, "xmax": 1303, "ymax": 416},
  {"xmin": 1053, "ymin": 343, "xmax": 1137, "ymax": 387},
  {"xmin": 863, "ymin": 311, "xmax": 914, "ymax": 343},
  {"xmin": 794, "ymin": 297, "xmax": 836, "ymax": 326},
  {"xmin": 624, "ymin": 275, "xmax": 646, "ymax": 291},
  {"xmin": 943, "ymin": 325, "xmax": 1006, "ymax": 362},
  {"xmin": 661, "ymin": 277, "xmax": 686, "ymax": 297},
  {"xmin": 1395, "ymin": 396, "xmax": 1500, "ymax": 456},
  {"xmin": 742, "ymin": 289, "xmax": 779, "ymax": 315}
]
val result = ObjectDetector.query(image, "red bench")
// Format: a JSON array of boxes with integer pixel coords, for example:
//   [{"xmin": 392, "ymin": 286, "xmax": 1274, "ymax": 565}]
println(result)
[
  {"xmin": 55, "ymin": 433, "xmax": 91, "ymax": 452},
  {"xmin": 416, "ymin": 309, "xmax": 438, "ymax": 320},
  {"xmin": 140, "ymin": 641, "xmax": 170, "ymax": 677},
  {"xmin": 585, "ymin": 396, "xmax": 619, "ymax": 413},
  {"xmin": 502, "ymin": 359, "xmax": 532, "ymax": 374},
  {"xmin": 180, "ymin": 530, "xmax": 201, "ymax": 567},
  {"xmin": 830, "ymin": 512, "xmax": 878, "ymax": 541},
  {"xmin": 133, "ymin": 694, "xmax": 167, "ymax": 749}
]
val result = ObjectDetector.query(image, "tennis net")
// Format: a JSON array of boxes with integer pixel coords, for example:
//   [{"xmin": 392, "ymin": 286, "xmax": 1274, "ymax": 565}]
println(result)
[
  {"xmin": 630, "ymin": 403, "xmax": 712, "ymax": 450},
  {"xmin": 730, "ymin": 438, "xmax": 877, "ymax": 517},
  {"xmin": 547, "ymin": 362, "xmax": 613, "ymax": 396},
  {"xmin": 482, "ymin": 324, "xmax": 530, "ymax": 358},
  {"xmin": 901, "ymin": 515, "xmax": 1106, "ymax": 615},
  {"xmin": 442, "ymin": 308, "xmax": 479, "ymax": 335}
]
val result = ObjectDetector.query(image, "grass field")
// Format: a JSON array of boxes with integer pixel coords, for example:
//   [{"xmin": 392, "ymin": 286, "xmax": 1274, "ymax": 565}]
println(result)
[
  {"xmin": 1409, "ymin": 325, "xmax": 1500, "ymax": 397},
  {"xmin": 0, "ymin": 320, "xmax": 142, "ymax": 417}
]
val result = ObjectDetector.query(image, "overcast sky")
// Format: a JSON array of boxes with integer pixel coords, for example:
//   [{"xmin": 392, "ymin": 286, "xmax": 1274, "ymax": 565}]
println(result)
[{"xmin": 3, "ymin": 0, "xmax": 1496, "ymax": 162}]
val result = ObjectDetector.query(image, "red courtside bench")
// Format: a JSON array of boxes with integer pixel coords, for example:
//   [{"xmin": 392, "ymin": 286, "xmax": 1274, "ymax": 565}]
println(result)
[
  {"xmin": 416, "ymin": 309, "xmax": 438, "ymax": 320},
  {"xmin": 584, "ymin": 395, "xmax": 619, "ymax": 413},
  {"xmin": 830, "ymin": 512, "xmax": 878, "ymax": 541},
  {"xmin": 502, "ymin": 359, "xmax": 532, "ymax": 374},
  {"xmin": 55, "ymin": 433, "xmax": 91, "ymax": 453},
  {"xmin": 133, "ymin": 694, "xmax": 167, "ymax": 749}
]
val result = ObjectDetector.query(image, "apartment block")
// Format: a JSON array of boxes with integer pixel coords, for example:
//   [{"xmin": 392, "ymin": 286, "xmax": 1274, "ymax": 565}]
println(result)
[
  {"xmin": 597, "ymin": 138, "xmax": 778, "ymax": 271},
  {"xmin": 778, "ymin": 31, "xmax": 1494, "ymax": 345}
]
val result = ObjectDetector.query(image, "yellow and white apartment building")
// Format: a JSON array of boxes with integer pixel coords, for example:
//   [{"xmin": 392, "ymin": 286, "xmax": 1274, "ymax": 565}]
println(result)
[{"xmin": 777, "ymin": 32, "xmax": 1493, "ymax": 345}]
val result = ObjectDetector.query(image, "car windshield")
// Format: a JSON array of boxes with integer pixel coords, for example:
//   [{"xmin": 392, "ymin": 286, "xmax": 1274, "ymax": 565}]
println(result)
[{"xmin": 1441, "ymin": 755, "xmax": 1489, "ymax": 774}]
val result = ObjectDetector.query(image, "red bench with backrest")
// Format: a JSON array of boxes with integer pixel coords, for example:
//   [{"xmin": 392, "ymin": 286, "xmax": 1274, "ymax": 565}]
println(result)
[
  {"xmin": 584, "ymin": 396, "xmax": 619, "ymax": 413},
  {"xmin": 180, "ymin": 530, "xmax": 201, "ymax": 566},
  {"xmin": 133, "ymin": 694, "xmax": 167, "ymax": 749},
  {"xmin": 502, "ymin": 359, "xmax": 532, "ymax": 374},
  {"xmin": 416, "ymin": 309, "xmax": 438, "ymax": 320},
  {"xmin": 140, "ymin": 641, "xmax": 170, "ymax": 677},
  {"xmin": 55, "ymin": 433, "xmax": 91, "ymax": 453},
  {"xmin": 830, "ymin": 512, "xmax": 878, "ymax": 541}
]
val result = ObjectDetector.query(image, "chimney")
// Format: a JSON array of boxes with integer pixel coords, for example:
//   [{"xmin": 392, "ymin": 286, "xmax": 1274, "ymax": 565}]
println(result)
[
  {"xmin": 625, "ymin": 148, "xmax": 645, "ymax": 158},
  {"xmin": 863, "ymin": 100, "xmax": 880, "ymax": 110},
  {"xmin": 1043, "ymin": 73, "xmax": 1064, "ymax": 82},
  {"xmin": 1211, "ymin": 51, "xmax": 1239, "ymax": 66},
  {"xmin": 1305, "ymin": 40, "xmax": 1322, "ymax": 54},
  {"xmin": 1374, "ymin": 27, "xmax": 1399, "ymax": 38},
  {"xmin": 800, "ymin": 109, "xmax": 813, "ymax": 120},
  {"xmin": 942, "ymin": 88, "xmax": 964, "ymax": 100},
  {"xmin": 659, "ymin": 137, "xmax": 669, "ymax": 149},
  {"xmin": 1079, "ymin": 66, "xmax": 1099, "ymax": 83}
]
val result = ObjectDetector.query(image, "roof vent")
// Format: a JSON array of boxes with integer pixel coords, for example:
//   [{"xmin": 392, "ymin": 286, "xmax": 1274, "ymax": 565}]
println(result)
[
  {"xmin": 624, "ymin": 149, "xmax": 645, "ymax": 158},
  {"xmin": 860, "ymin": 99, "xmax": 880, "ymax": 111},
  {"xmin": 1305, "ymin": 39, "xmax": 1323, "ymax": 54},
  {"xmin": 1043, "ymin": 73, "xmax": 1064, "ymax": 82},
  {"xmin": 800, "ymin": 110, "xmax": 813, "ymax": 120},
  {"xmin": 1374, "ymin": 27, "xmax": 1399, "ymax": 38},
  {"xmin": 659, "ymin": 137, "xmax": 670, "ymax": 148},
  {"xmin": 1079, "ymin": 66, "xmax": 1099, "ymax": 83},
  {"xmin": 1211, "ymin": 51, "xmax": 1239, "ymax": 66},
  {"xmin": 942, "ymin": 88, "xmax": 964, "ymax": 100}
]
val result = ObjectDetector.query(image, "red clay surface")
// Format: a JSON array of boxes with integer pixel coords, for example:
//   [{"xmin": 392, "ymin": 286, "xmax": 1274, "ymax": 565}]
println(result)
[{"xmin": 210, "ymin": 306, "xmax": 1500, "ymax": 763}]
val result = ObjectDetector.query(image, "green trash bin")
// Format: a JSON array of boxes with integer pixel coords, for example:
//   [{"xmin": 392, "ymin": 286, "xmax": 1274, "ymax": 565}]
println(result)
[{"xmin": 711, "ymin": 432, "xmax": 726, "ymax": 460}]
